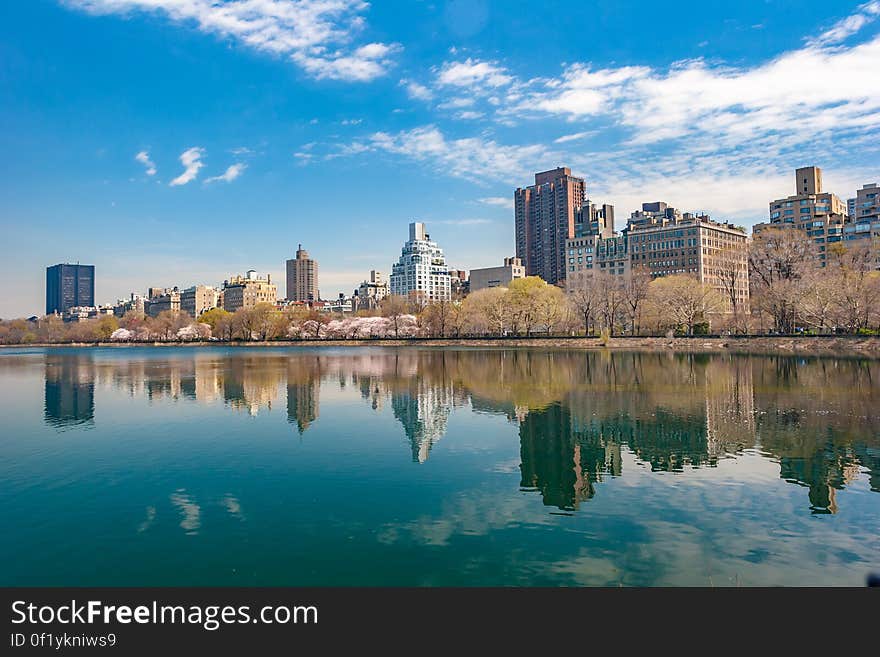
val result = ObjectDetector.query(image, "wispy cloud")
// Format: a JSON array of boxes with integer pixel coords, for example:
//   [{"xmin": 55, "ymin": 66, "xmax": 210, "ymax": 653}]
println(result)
[
  {"xmin": 292, "ymin": 42, "xmax": 400, "ymax": 81},
  {"xmin": 135, "ymin": 150, "xmax": 156, "ymax": 176},
  {"xmin": 479, "ymin": 197, "xmax": 513, "ymax": 209},
  {"xmin": 341, "ymin": 125, "xmax": 556, "ymax": 181},
  {"xmin": 354, "ymin": 2, "xmax": 880, "ymax": 225},
  {"xmin": 205, "ymin": 162, "xmax": 246, "ymax": 184},
  {"xmin": 553, "ymin": 131, "xmax": 596, "ymax": 144},
  {"xmin": 65, "ymin": 0, "xmax": 400, "ymax": 82},
  {"xmin": 807, "ymin": 0, "xmax": 880, "ymax": 46},
  {"xmin": 169, "ymin": 147, "xmax": 205, "ymax": 186}
]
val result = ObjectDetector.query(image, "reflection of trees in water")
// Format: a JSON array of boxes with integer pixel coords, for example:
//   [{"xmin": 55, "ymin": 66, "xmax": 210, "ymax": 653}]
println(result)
[{"xmin": 38, "ymin": 349, "xmax": 880, "ymax": 511}]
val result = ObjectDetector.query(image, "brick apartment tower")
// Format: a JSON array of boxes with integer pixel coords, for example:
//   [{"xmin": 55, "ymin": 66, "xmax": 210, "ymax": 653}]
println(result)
[
  {"xmin": 514, "ymin": 167, "xmax": 587, "ymax": 285},
  {"xmin": 286, "ymin": 245, "xmax": 318, "ymax": 302}
]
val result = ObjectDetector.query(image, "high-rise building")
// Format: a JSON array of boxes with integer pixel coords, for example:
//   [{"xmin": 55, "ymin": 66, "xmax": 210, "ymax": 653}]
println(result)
[
  {"xmin": 515, "ymin": 167, "xmax": 613, "ymax": 285},
  {"xmin": 286, "ymin": 244, "xmax": 318, "ymax": 302},
  {"xmin": 469, "ymin": 257, "xmax": 526, "ymax": 293},
  {"xmin": 389, "ymin": 222, "xmax": 452, "ymax": 302},
  {"xmin": 222, "ymin": 270, "xmax": 277, "ymax": 312},
  {"xmin": 754, "ymin": 167, "xmax": 878, "ymax": 266},
  {"xmin": 46, "ymin": 263, "xmax": 95, "ymax": 315}
]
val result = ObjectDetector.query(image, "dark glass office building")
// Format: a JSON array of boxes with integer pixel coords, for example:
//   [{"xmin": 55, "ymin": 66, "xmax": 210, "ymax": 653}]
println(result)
[{"xmin": 46, "ymin": 263, "xmax": 95, "ymax": 314}]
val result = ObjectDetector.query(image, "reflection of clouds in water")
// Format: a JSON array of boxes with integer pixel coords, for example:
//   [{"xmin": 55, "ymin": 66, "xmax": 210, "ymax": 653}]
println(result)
[
  {"xmin": 170, "ymin": 490, "xmax": 201, "ymax": 535},
  {"xmin": 377, "ymin": 449, "xmax": 880, "ymax": 585},
  {"xmin": 377, "ymin": 491, "xmax": 553, "ymax": 547},
  {"xmin": 223, "ymin": 494, "xmax": 244, "ymax": 521},
  {"xmin": 137, "ymin": 506, "xmax": 156, "ymax": 533},
  {"xmin": 488, "ymin": 458, "xmax": 521, "ymax": 474}
]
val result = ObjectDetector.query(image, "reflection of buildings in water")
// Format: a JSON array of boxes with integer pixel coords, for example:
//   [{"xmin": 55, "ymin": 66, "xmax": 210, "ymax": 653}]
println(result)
[
  {"xmin": 779, "ymin": 454, "xmax": 862, "ymax": 515},
  {"xmin": 44, "ymin": 356, "xmax": 95, "ymax": 428},
  {"xmin": 287, "ymin": 382, "xmax": 318, "ymax": 434},
  {"xmin": 391, "ymin": 381, "xmax": 455, "ymax": 463},
  {"xmin": 33, "ymin": 349, "xmax": 880, "ymax": 515},
  {"xmin": 193, "ymin": 359, "xmax": 222, "ymax": 403},
  {"xmin": 703, "ymin": 357, "xmax": 755, "ymax": 458},
  {"xmin": 356, "ymin": 376, "xmax": 385, "ymax": 412},
  {"xmin": 752, "ymin": 356, "xmax": 880, "ymax": 514},
  {"xmin": 286, "ymin": 359, "xmax": 321, "ymax": 434},
  {"xmin": 519, "ymin": 404, "xmax": 621, "ymax": 511}
]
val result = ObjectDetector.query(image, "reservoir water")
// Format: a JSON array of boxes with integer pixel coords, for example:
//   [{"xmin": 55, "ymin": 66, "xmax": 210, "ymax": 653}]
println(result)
[{"xmin": 1, "ymin": 346, "xmax": 878, "ymax": 586}]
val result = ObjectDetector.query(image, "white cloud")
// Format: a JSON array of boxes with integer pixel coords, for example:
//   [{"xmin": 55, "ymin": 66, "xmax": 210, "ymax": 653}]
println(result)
[
  {"xmin": 456, "ymin": 110, "xmax": 484, "ymax": 120},
  {"xmin": 479, "ymin": 197, "xmax": 513, "ymax": 209},
  {"xmin": 807, "ymin": 0, "xmax": 880, "ymax": 46},
  {"xmin": 400, "ymin": 78, "xmax": 433, "ymax": 101},
  {"xmin": 503, "ymin": 8, "xmax": 880, "ymax": 155},
  {"xmin": 65, "ymin": 0, "xmax": 400, "ymax": 82},
  {"xmin": 135, "ymin": 150, "xmax": 156, "ymax": 175},
  {"xmin": 341, "ymin": 118, "xmax": 362, "ymax": 125},
  {"xmin": 554, "ymin": 131, "xmax": 596, "ymax": 144},
  {"xmin": 205, "ymin": 162, "xmax": 247, "ymax": 183},
  {"xmin": 354, "ymin": 125, "xmax": 556, "ymax": 181},
  {"xmin": 292, "ymin": 42, "xmax": 400, "ymax": 81},
  {"xmin": 436, "ymin": 58, "xmax": 513, "ymax": 88},
  {"xmin": 169, "ymin": 147, "xmax": 205, "ymax": 186},
  {"xmin": 437, "ymin": 96, "xmax": 475, "ymax": 109}
]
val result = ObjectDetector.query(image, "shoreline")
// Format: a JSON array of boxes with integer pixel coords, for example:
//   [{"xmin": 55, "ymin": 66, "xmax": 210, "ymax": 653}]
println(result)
[{"xmin": 3, "ymin": 335, "xmax": 880, "ymax": 357}]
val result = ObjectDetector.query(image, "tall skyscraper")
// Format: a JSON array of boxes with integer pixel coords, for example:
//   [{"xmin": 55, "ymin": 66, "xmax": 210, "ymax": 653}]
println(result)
[
  {"xmin": 46, "ymin": 263, "xmax": 95, "ymax": 315},
  {"xmin": 514, "ymin": 167, "xmax": 588, "ymax": 285},
  {"xmin": 286, "ymin": 244, "xmax": 318, "ymax": 302},
  {"xmin": 389, "ymin": 222, "xmax": 451, "ymax": 302}
]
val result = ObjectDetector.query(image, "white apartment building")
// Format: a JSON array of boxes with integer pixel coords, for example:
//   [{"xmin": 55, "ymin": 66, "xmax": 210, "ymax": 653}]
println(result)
[{"xmin": 389, "ymin": 222, "xmax": 452, "ymax": 302}]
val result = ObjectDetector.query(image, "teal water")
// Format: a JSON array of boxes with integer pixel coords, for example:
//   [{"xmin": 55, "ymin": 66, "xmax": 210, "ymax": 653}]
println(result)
[{"xmin": 1, "ymin": 346, "xmax": 878, "ymax": 586}]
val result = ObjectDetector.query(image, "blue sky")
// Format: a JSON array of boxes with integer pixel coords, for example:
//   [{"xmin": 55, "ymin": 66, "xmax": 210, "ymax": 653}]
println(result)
[{"xmin": 2, "ymin": 0, "xmax": 880, "ymax": 317}]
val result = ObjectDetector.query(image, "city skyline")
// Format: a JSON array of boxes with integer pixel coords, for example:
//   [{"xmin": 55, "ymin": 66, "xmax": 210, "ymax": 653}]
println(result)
[{"xmin": 4, "ymin": 1, "xmax": 880, "ymax": 316}]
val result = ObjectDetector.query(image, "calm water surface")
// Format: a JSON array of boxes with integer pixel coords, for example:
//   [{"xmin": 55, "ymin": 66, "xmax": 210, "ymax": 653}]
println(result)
[{"xmin": 1, "ymin": 346, "xmax": 878, "ymax": 586}]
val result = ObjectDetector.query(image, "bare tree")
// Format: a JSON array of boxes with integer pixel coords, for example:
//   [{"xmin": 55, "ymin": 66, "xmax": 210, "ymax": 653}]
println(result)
[
  {"xmin": 715, "ymin": 242, "xmax": 749, "ymax": 333},
  {"xmin": 594, "ymin": 272, "xmax": 625, "ymax": 336},
  {"xmin": 748, "ymin": 228, "xmax": 815, "ymax": 333},
  {"xmin": 621, "ymin": 266, "xmax": 652, "ymax": 335},
  {"xmin": 567, "ymin": 276, "xmax": 600, "ymax": 335},
  {"xmin": 648, "ymin": 274, "xmax": 724, "ymax": 335},
  {"xmin": 380, "ymin": 295, "xmax": 411, "ymax": 338}
]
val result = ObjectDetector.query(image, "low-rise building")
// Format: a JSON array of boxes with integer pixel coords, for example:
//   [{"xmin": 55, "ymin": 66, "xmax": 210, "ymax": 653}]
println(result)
[
  {"xmin": 354, "ymin": 270, "xmax": 389, "ymax": 310},
  {"xmin": 113, "ymin": 293, "xmax": 146, "ymax": 317},
  {"xmin": 181, "ymin": 285, "xmax": 219, "ymax": 318},
  {"xmin": 627, "ymin": 208, "xmax": 749, "ymax": 312},
  {"xmin": 222, "ymin": 270, "xmax": 277, "ymax": 312},
  {"xmin": 447, "ymin": 269, "xmax": 469, "ymax": 298},
  {"xmin": 146, "ymin": 287, "xmax": 180, "ymax": 317},
  {"xmin": 468, "ymin": 257, "xmax": 525, "ymax": 293},
  {"xmin": 566, "ymin": 203, "xmax": 749, "ymax": 314}
]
